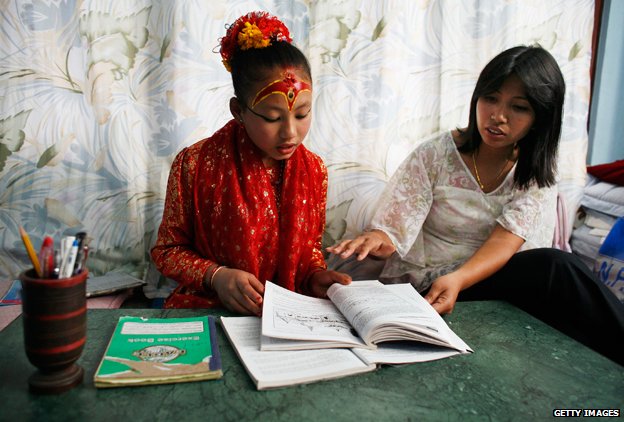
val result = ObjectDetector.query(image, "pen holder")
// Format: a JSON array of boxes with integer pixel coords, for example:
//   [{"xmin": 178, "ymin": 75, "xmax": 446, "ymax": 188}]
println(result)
[{"xmin": 19, "ymin": 268, "xmax": 88, "ymax": 394}]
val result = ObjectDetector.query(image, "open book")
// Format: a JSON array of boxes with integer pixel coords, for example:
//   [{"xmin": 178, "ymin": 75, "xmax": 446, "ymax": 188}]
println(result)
[
  {"xmin": 86, "ymin": 272, "xmax": 146, "ymax": 297},
  {"xmin": 261, "ymin": 280, "xmax": 472, "ymax": 353},
  {"xmin": 221, "ymin": 316, "xmax": 376, "ymax": 390},
  {"xmin": 220, "ymin": 281, "xmax": 472, "ymax": 390}
]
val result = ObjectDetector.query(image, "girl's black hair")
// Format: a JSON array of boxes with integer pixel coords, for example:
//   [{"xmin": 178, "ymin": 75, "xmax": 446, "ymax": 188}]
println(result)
[
  {"xmin": 458, "ymin": 45, "xmax": 566, "ymax": 189},
  {"xmin": 229, "ymin": 41, "xmax": 312, "ymax": 104}
]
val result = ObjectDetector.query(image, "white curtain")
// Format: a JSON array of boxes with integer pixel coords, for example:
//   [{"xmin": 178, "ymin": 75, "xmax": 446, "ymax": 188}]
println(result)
[{"xmin": 0, "ymin": 0, "xmax": 594, "ymax": 296}]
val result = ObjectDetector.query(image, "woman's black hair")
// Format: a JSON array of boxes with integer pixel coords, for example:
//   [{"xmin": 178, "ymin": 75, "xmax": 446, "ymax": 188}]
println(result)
[
  {"xmin": 229, "ymin": 41, "xmax": 312, "ymax": 105},
  {"xmin": 458, "ymin": 45, "xmax": 566, "ymax": 189}
]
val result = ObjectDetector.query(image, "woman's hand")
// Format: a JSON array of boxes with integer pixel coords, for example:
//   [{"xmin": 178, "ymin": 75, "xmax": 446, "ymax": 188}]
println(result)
[
  {"xmin": 326, "ymin": 229, "xmax": 396, "ymax": 261},
  {"xmin": 424, "ymin": 225, "xmax": 524, "ymax": 314},
  {"xmin": 424, "ymin": 273, "xmax": 463, "ymax": 315},
  {"xmin": 308, "ymin": 270, "xmax": 352, "ymax": 298},
  {"xmin": 211, "ymin": 267, "xmax": 265, "ymax": 316}
]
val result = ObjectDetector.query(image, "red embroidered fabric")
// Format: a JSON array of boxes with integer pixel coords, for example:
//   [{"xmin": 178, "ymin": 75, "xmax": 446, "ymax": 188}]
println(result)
[{"xmin": 151, "ymin": 120, "xmax": 328, "ymax": 308}]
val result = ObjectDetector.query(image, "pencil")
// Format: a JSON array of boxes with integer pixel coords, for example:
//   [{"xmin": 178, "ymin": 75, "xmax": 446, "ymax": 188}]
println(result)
[{"xmin": 19, "ymin": 226, "xmax": 42, "ymax": 277}]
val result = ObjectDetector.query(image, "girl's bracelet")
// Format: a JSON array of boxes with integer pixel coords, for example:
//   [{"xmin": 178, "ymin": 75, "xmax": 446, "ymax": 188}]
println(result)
[
  {"xmin": 203, "ymin": 264, "xmax": 220, "ymax": 291},
  {"xmin": 210, "ymin": 266, "xmax": 226, "ymax": 290}
]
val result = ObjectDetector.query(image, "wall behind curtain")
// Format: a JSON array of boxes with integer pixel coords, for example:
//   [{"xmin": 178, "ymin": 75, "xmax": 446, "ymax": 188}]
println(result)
[
  {"xmin": 588, "ymin": 0, "xmax": 624, "ymax": 164},
  {"xmin": 0, "ymin": 0, "xmax": 594, "ymax": 296}
]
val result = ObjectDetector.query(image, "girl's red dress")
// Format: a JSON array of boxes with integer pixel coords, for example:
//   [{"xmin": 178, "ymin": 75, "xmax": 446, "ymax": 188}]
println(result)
[{"xmin": 151, "ymin": 120, "xmax": 327, "ymax": 308}]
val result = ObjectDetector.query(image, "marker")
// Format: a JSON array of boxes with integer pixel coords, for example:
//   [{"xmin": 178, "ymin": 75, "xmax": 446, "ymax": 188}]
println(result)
[
  {"xmin": 38, "ymin": 236, "xmax": 54, "ymax": 278},
  {"xmin": 59, "ymin": 235, "xmax": 75, "ymax": 278},
  {"xmin": 60, "ymin": 236, "xmax": 75, "ymax": 263},
  {"xmin": 61, "ymin": 239, "xmax": 79, "ymax": 279},
  {"xmin": 19, "ymin": 226, "xmax": 42, "ymax": 277}
]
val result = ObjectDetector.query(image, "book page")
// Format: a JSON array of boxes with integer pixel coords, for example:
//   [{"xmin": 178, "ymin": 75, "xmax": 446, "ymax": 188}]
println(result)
[
  {"xmin": 260, "ymin": 334, "xmax": 362, "ymax": 351},
  {"xmin": 327, "ymin": 281, "xmax": 471, "ymax": 352},
  {"xmin": 261, "ymin": 281, "xmax": 367, "ymax": 348},
  {"xmin": 221, "ymin": 316, "xmax": 375, "ymax": 390},
  {"xmin": 352, "ymin": 341, "xmax": 467, "ymax": 365}
]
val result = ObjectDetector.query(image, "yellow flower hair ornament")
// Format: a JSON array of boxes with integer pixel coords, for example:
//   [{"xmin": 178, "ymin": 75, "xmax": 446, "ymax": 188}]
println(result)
[{"xmin": 219, "ymin": 11, "xmax": 292, "ymax": 72}]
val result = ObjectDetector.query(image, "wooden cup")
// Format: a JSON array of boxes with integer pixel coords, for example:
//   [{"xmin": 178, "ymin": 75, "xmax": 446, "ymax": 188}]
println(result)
[{"xmin": 20, "ymin": 268, "xmax": 88, "ymax": 394}]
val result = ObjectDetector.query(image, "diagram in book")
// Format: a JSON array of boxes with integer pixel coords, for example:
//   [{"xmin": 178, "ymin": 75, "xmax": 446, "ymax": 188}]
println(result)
[{"xmin": 273, "ymin": 309, "xmax": 352, "ymax": 333}]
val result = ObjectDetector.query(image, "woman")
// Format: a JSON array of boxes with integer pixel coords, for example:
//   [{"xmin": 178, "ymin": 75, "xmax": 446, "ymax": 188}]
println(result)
[
  {"xmin": 328, "ymin": 46, "xmax": 624, "ymax": 364},
  {"xmin": 152, "ymin": 11, "xmax": 350, "ymax": 315}
]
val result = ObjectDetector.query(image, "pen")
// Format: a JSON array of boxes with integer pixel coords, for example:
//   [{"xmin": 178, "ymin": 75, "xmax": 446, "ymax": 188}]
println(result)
[
  {"xmin": 79, "ymin": 245, "xmax": 89, "ymax": 272},
  {"xmin": 19, "ymin": 226, "xmax": 42, "ymax": 277},
  {"xmin": 52, "ymin": 250, "xmax": 61, "ymax": 279},
  {"xmin": 72, "ymin": 232, "xmax": 87, "ymax": 275}
]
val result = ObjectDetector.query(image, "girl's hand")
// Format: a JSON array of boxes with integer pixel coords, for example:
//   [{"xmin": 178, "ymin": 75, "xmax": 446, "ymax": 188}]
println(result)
[
  {"xmin": 326, "ymin": 229, "xmax": 396, "ymax": 261},
  {"xmin": 308, "ymin": 270, "xmax": 351, "ymax": 298},
  {"xmin": 424, "ymin": 273, "xmax": 463, "ymax": 315},
  {"xmin": 211, "ymin": 267, "xmax": 265, "ymax": 316}
]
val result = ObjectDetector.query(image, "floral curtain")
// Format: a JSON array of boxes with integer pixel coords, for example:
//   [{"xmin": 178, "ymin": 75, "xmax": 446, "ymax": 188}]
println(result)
[{"xmin": 0, "ymin": 0, "xmax": 594, "ymax": 297}]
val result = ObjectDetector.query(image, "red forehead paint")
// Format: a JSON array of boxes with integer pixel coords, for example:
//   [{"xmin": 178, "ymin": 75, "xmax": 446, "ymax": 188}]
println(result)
[{"xmin": 251, "ymin": 72, "xmax": 311, "ymax": 111}]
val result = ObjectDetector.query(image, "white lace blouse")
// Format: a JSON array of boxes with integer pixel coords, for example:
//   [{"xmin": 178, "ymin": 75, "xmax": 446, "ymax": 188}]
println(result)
[{"xmin": 371, "ymin": 131, "xmax": 557, "ymax": 291}]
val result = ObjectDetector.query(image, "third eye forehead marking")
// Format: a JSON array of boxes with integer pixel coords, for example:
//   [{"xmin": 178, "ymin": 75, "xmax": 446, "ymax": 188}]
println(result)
[{"xmin": 251, "ymin": 72, "xmax": 311, "ymax": 111}]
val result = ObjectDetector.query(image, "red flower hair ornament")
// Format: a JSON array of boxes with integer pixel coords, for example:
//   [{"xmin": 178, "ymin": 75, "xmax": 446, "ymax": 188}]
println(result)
[{"xmin": 219, "ymin": 11, "xmax": 292, "ymax": 72}]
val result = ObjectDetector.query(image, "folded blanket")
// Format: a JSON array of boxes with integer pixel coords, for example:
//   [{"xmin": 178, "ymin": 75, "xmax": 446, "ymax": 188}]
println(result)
[
  {"xmin": 583, "ymin": 208, "xmax": 617, "ymax": 230},
  {"xmin": 581, "ymin": 175, "xmax": 624, "ymax": 217},
  {"xmin": 570, "ymin": 224, "xmax": 602, "ymax": 269}
]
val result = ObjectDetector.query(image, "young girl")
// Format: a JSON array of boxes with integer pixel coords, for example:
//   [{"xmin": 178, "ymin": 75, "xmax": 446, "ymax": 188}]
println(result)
[
  {"xmin": 328, "ymin": 46, "xmax": 624, "ymax": 364},
  {"xmin": 152, "ymin": 11, "xmax": 350, "ymax": 315}
]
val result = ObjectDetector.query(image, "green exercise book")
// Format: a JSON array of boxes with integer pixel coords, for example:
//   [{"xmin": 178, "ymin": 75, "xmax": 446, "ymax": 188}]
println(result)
[{"xmin": 94, "ymin": 315, "xmax": 222, "ymax": 388}]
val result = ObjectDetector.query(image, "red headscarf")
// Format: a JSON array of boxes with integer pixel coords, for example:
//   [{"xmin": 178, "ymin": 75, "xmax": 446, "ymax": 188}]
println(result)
[{"xmin": 193, "ymin": 120, "xmax": 326, "ymax": 291}]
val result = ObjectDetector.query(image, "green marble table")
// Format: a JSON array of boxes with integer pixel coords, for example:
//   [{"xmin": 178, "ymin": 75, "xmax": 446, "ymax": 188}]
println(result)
[{"xmin": 1, "ymin": 302, "xmax": 621, "ymax": 421}]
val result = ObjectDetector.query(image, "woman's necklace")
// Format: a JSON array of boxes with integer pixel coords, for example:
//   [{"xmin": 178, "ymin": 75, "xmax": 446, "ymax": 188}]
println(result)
[{"xmin": 472, "ymin": 151, "xmax": 509, "ymax": 190}]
